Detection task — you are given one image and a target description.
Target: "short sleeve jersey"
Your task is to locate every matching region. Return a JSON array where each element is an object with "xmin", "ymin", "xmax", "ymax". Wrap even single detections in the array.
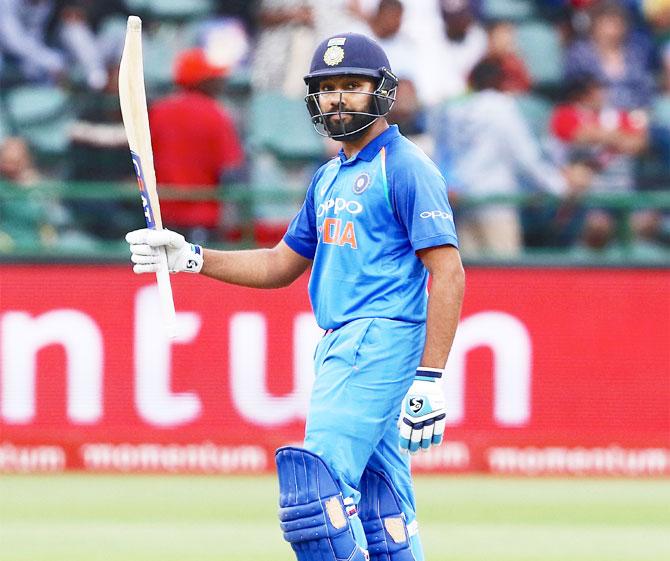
[{"xmin": 284, "ymin": 125, "xmax": 458, "ymax": 330}]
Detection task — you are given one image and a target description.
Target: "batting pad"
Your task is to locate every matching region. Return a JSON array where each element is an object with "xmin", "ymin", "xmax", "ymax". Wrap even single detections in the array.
[
  {"xmin": 276, "ymin": 447, "xmax": 368, "ymax": 561},
  {"xmin": 358, "ymin": 469, "xmax": 415, "ymax": 561}
]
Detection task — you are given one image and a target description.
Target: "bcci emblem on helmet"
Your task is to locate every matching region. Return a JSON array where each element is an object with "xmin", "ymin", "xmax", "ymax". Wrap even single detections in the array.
[{"xmin": 323, "ymin": 45, "xmax": 345, "ymax": 66}]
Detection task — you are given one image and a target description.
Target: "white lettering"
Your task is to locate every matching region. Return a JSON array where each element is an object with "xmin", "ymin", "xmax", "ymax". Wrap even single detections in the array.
[
  {"xmin": 410, "ymin": 441, "xmax": 470, "ymax": 470},
  {"xmin": 81, "ymin": 442, "xmax": 267, "ymax": 473},
  {"xmin": 134, "ymin": 286, "xmax": 202, "ymax": 426},
  {"xmin": 0, "ymin": 443, "xmax": 66, "ymax": 472},
  {"xmin": 419, "ymin": 210, "xmax": 453, "ymax": 220},
  {"xmin": 443, "ymin": 311, "xmax": 532, "ymax": 426},
  {"xmin": 317, "ymin": 197, "xmax": 363, "ymax": 217},
  {"xmin": 230, "ymin": 312, "xmax": 320, "ymax": 425},
  {"xmin": 488, "ymin": 446, "xmax": 670, "ymax": 476},
  {"xmin": 1, "ymin": 310, "xmax": 103, "ymax": 424}
]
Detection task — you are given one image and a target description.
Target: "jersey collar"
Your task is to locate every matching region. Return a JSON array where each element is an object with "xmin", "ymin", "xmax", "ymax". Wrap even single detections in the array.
[{"xmin": 338, "ymin": 125, "xmax": 400, "ymax": 164}]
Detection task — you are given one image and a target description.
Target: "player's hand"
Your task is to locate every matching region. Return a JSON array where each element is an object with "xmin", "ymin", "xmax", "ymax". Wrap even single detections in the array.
[
  {"xmin": 398, "ymin": 367, "xmax": 446, "ymax": 454},
  {"xmin": 125, "ymin": 228, "xmax": 203, "ymax": 274}
]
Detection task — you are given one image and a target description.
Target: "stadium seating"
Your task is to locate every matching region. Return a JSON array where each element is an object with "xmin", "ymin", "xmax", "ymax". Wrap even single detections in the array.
[
  {"xmin": 248, "ymin": 92, "xmax": 325, "ymax": 161},
  {"xmin": 144, "ymin": 0, "xmax": 214, "ymax": 21},
  {"xmin": 652, "ymin": 96, "xmax": 670, "ymax": 129},
  {"xmin": 140, "ymin": 23, "xmax": 196, "ymax": 93},
  {"xmin": 516, "ymin": 20, "xmax": 563, "ymax": 89},
  {"xmin": 481, "ymin": 0, "xmax": 538, "ymax": 21},
  {"xmin": 126, "ymin": 0, "xmax": 212, "ymax": 18},
  {"xmin": 4, "ymin": 85, "xmax": 73, "ymax": 158}
]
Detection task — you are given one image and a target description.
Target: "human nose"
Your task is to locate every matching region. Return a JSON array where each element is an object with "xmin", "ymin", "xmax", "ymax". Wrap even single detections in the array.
[{"xmin": 321, "ymin": 91, "xmax": 343, "ymax": 110}]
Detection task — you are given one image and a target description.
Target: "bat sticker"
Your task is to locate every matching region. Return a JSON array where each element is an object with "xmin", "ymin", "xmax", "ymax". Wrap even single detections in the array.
[{"xmin": 131, "ymin": 150, "xmax": 156, "ymax": 229}]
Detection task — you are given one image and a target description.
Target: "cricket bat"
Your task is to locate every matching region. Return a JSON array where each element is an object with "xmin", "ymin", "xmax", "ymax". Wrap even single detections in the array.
[{"xmin": 119, "ymin": 15, "xmax": 178, "ymax": 339}]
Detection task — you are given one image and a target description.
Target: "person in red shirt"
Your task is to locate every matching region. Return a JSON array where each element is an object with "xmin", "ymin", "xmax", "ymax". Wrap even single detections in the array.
[
  {"xmin": 551, "ymin": 73, "xmax": 647, "ymax": 172},
  {"xmin": 549, "ymin": 72, "xmax": 648, "ymax": 250},
  {"xmin": 149, "ymin": 48, "xmax": 244, "ymax": 244}
]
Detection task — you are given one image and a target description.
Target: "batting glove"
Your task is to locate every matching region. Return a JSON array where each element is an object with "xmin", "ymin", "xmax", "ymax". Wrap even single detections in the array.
[
  {"xmin": 126, "ymin": 228, "xmax": 203, "ymax": 274},
  {"xmin": 399, "ymin": 367, "xmax": 446, "ymax": 454}
]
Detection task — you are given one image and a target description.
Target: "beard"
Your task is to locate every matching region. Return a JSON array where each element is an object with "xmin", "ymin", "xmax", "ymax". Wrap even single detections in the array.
[{"xmin": 323, "ymin": 98, "xmax": 377, "ymax": 140}]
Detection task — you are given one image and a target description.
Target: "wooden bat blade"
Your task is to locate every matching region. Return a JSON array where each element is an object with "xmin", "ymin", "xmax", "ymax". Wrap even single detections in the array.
[{"xmin": 119, "ymin": 15, "xmax": 177, "ymax": 338}]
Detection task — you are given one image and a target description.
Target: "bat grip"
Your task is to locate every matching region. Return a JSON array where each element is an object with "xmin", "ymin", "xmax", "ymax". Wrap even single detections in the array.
[{"xmin": 156, "ymin": 246, "xmax": 178, "ymax": 339}]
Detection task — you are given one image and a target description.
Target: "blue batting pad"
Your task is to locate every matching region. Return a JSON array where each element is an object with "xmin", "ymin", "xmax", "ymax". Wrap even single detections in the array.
[
  {"xmin": 276, "ymin": 447, "xmax": 367, "ymax": 561},
  {"xmin": 358, "ymin": 468, "xmax": 415, "ymax": 561}
]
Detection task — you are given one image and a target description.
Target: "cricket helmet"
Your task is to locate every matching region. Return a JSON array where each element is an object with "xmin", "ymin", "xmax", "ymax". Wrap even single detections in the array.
[{"xmin": 304, "ymin": 33, "xmax": 398, "ymax": 140}]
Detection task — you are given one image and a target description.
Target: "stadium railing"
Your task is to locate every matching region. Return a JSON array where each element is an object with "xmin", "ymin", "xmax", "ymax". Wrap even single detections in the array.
[{"xmin": 0, "ymin": 180, "xmax": 669, "ymax": 266}]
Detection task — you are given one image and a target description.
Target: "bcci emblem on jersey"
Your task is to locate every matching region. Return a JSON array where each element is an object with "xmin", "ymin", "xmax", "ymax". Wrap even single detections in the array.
[{"xmin": 352, "ymin": 173, "xmax": 370, "ymax": 195}]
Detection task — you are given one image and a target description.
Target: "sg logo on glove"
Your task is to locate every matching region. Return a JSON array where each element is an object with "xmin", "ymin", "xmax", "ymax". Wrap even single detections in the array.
[
  {"xmin": 409, "ymin": 397, "xmax": 424, "ymax": 414},
  {"xmin": 399, "ymin": 367, "xmax": 447, "ymax": 454}
]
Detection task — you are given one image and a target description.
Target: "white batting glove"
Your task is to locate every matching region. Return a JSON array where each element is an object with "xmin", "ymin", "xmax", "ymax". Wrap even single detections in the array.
[
  {"xmin": 399, "ymin": 367, "xmax": 446, "ymax": 454},
  {"xmin": 125, "ymin": 228, "xmax": 203, "ymax": 274}
]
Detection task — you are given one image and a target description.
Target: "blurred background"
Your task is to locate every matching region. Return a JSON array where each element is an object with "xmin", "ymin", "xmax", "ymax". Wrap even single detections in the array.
[{"xmin": 0, "ymin": 1, "xmax": 668, "ymax": 560}]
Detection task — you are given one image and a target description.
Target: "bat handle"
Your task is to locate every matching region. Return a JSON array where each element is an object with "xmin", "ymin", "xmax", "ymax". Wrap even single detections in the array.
[{"xmin": 156, "ymin": 246, "xmax": 178, "ymax": 339}]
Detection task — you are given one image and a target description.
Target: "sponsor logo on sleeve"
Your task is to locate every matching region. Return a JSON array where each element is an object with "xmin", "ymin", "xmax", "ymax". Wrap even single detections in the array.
[{"xmin": 420, "ymin": 210, "xmax": 453, "ymax": 221}]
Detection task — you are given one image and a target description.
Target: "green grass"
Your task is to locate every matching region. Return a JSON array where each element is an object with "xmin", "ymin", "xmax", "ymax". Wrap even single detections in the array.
[{"xmin": 1, "ymin": 475, "xmax": 669, "ymax": 561}]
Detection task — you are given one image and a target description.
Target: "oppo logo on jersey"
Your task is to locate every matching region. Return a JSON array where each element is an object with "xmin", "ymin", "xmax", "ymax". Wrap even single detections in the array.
[
  {"xmin": 420, "ymin": 210, "xmax": 453, "ymax": 220},
  {"xmin": 316, "ymin": 197, "xmax": 364, "ymax": 217}
]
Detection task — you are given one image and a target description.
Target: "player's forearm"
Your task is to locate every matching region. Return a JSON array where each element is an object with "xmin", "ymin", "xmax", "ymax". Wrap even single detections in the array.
[
  {"xmin": 200, "ymin": 246, "xmax": 307, "ymax": 289},
  {"xmin": 420, "ymin": 263, "xmax": 465, "ymax": 369}
]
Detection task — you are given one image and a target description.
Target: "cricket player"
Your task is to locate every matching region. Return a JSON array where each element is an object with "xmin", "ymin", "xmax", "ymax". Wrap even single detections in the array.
[{"xmin": 126, "ymin": 33, "xmax": 464, "ymax": 561}]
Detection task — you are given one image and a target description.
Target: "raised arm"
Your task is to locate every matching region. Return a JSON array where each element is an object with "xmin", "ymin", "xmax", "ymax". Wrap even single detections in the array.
[
  {"xmin": 126, "ymin": 229, "xmax": 311, "ymax": 289},
  {"xmin": 201, "ymin": 241, "xmax": 311, "ymax": 288}
]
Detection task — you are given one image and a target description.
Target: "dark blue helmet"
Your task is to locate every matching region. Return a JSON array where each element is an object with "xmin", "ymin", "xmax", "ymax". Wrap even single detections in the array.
[{"xmin": 304, "ymin": 33, "xmax": 398, "ymax": 140}]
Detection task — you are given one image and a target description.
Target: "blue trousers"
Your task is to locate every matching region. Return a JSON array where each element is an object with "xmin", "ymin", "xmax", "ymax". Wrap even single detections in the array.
[{"xmin": 303, "ymin": 318, "xmax": 425, "ymax": 561}]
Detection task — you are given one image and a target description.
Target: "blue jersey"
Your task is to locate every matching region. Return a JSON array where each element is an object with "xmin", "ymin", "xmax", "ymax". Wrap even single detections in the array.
[{"xmin": 284, "ymin": 125, "xmax": 458, "ymax": 330}]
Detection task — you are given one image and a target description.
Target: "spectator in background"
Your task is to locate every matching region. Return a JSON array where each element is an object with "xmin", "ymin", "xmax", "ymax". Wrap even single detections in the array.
[
  {"xmin": 433, "ymin": 57, "xmax": 588, "ymax": 257},
  {"xmin": 0, "ymin": 0, "xmax": 65, "ymax": 84},
  {"xmin": 360, "ymin": 0, "xmax": 418, "ymax": 81},
  {"xmin": 212, "ymin": 0, "xmax": 260, "ymax": 34},
  {"xmin": 56, "ymin": 0, "xmax": 128, "ymax": 90},
  {"xmin": 486, "ymin": 19, "xmax": 532, "ymax": 93},
  {"xmin": 643, "ymin": 0, "xmax": 670, "ymax": 51},
  {"xmin": 410, "ymin": 0, "xmax": 488, "ymax": 107},
  {"xmin": 251, "ymin": 0, "xmax": 315, "ymax": 97},
  {"xmin": 0, "ymin": 0, "xmax": 127, "ymax": 89},
  {"xmin": 68, "ymin": 63, "xmax": 132, "ymax": 181},
  {"xmin": 564, "ymin": 1, "xmax": 655, "ymax": 109},
  {"xmin": 66, "ymin": 62, "xmax": 143, "ymax": 241},
  {"xmin": 150, "ymin": 48, "xmax": 245, "ymax": 245},
  {"xmin": 549, "ymin": 72, "xmax": 649, "ymax": 251},
  {"xmin": 310, "ymin": 0, "xmax": 369, "ymax": 44},
  {"xmin": 550, "ymin": 73, "xmax": 648, "ymax": 192},
  {"xmin": 0, "ymin": 137, "xmax": 58, "ymax": 250},
  {"xmin": 350, "ymin": 0, "xmax": 427, "ymax": 143},
  {"xmin": 0, "ymin": 137, "xmax": 40, "ymax": 185}
]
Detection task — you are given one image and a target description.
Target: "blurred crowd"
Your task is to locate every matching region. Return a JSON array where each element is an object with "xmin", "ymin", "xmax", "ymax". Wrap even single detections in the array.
[{"xmin": 1, "ymin": 0, "xmax": 669, "ymax": 259}]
